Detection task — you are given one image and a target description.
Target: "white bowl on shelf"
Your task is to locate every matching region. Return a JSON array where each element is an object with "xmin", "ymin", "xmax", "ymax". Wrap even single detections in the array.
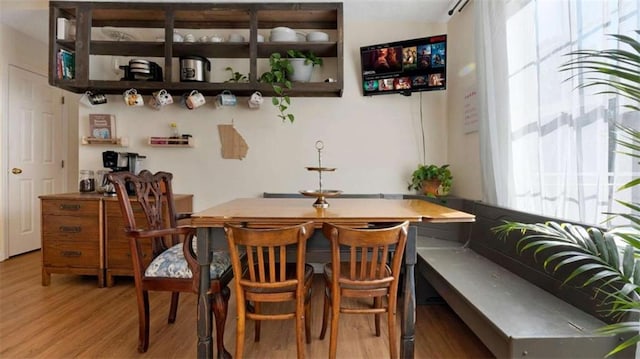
[
  {"xmin": 270, "ymin": 26, "xmax": 297, "ymax": 42},
  {"xmin": 228, "ymin": 33, "xmax": 245, "ymax": 42},
  {"xmin": 307, "ymin": 31, "xmax": 329, "ymax": 42}
]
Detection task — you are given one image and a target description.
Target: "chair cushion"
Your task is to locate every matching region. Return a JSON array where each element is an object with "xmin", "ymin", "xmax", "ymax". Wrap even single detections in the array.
[{"xmin": 145, "ymin": 243, "xmax": 231, "ymax": 279}]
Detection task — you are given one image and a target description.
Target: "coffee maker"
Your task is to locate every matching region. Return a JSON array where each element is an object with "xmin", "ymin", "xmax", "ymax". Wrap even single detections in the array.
[{"xmin": 101, "ymin": 151, "xmax": 147, "ymax": 195}]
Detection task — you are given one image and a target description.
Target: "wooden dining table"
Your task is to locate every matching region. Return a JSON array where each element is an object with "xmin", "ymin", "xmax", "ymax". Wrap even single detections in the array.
[{"xmin": 190, "ymin": 197, "xmax": 475, "ymax": 359}]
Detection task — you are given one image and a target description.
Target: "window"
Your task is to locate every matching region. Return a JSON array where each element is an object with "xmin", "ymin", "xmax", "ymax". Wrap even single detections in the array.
[{"xmin": 477, "ymin": 0, "xmax": 640, "ymax": 227}]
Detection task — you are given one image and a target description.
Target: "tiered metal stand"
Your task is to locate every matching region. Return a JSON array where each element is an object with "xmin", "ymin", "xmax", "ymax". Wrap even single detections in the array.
[{"xmin": 299, "ymin": 141, "xmax": 342, "ymax": 208}]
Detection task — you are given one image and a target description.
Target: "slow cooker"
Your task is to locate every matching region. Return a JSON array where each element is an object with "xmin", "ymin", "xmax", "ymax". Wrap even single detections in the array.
[{"xmin": 180, "ymin": 56, "xmax": 210, "ymax": 82}]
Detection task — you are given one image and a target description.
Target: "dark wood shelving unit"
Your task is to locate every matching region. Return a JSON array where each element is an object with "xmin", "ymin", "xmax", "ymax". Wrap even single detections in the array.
[{"xmin": 49, "ymin": 1, "xmax": 344, "ymax": 98}]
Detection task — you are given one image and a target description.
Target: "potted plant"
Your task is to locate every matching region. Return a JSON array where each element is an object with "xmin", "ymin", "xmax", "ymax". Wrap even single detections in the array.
[
  {"xmin": 286, "ymin": 50, "xmax": 323, "ymax": 83},
  {"xmin": 495, "ymin": 32, "xmax": 640, "ymax": 357},
  {"xmin": 260, "ymin": 53, "xmax": 294, "ymax": 123},
  {"xmin": 224, "ymin": 67, "xmax": 248, "ymax": 83},
  {"xmin": 407, "ymin": 164, "xmax": 452, "ymax": 197}
]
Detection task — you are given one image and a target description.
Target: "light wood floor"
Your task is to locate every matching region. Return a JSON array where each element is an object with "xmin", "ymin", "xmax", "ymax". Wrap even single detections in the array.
[{"xmin": 0, "ymin": 251, "xmax": 493, "ymax": 358}]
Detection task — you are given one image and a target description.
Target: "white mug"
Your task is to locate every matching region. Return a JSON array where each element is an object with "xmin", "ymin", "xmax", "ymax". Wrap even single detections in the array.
[
  {"xmin": 123, "ymin": 88, "xmax": 144, "ymax": 107},
  {"xmin": 186, "ymin": 90, "xmax": 206, "ymax": 109},
  {"xmin": 153, "ymin": 89, "xmax": 173, "ymax": 106},
  {"xmin": 248, "ymin": 91, "xmax": 263, "ymax": 109}
]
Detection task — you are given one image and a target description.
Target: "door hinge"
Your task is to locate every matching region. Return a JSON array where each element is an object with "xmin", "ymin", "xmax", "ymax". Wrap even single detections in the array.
[
  {"xmin": 61, "ymin": 96, "xmax": 65, "ymax": 105},
  {"xmin": 61, "ymin": 160, "xmax": 65, "ymax": 169}
]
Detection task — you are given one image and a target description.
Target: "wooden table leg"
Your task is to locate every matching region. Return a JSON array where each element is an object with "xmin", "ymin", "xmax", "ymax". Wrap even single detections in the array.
[
  {"xmin": 197, "ymin": 227, "xmax": 213, "ymax": 359},
  {"xmin": 401, "ymin": 225, "xmax": 417, "ymax": 359}
]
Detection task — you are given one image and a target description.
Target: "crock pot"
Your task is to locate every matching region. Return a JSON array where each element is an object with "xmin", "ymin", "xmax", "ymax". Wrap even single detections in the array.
[{"xmin": 180, "ymin": 56, "xmax": 210, "ymax": 82}]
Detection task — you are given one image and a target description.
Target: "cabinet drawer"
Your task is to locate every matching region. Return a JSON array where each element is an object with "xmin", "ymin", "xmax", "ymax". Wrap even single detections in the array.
[
  {"xmin": 107, "ymin": 240, "xmax": 153, "ymax": 270},
  {"xmin": 105, "ymin": 201, "xmax": 149, "ymax": 218},
  {"xmin": 42, "ymin": 199, "xmax": 100, "ymax": 216},
  {"xmin": 42, "ymin": 215, "xmax": 100, "ymax": 242},
  {"xmin": 43, "ymin": 240, "xmax": 99, "ymax": 268}
]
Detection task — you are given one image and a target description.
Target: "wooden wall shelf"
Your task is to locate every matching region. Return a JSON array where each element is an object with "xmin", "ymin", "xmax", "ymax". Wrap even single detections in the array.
[
  {"xmin": 81, "ymin": 136, "xmax": 128, "ymax": 147},
  {"xmin": 49, "ymin": 2, "xmax": 344, "ymax": 98},
  {"xmin": 148, "ymin": 136, "xmax": 194, "ymax": 147}
]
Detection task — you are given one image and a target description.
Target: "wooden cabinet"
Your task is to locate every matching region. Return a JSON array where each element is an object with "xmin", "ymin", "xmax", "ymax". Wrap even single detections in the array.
[
  {"xmin": 40, "ymin": 193, "xmax": 193, "ymax": 287},
  {"xmin": 41, "ymin": 195, "xmax": 104, "ymax": 287},
  {"xmin": 49, "ymin": 1, "xmax": 343, "ymax": 97}
]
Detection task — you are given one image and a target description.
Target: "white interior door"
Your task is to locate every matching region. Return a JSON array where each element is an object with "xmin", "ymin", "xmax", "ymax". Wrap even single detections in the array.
[{"xmin": 8, "ymin": 65, "xmax": 64, "ymax": 256}]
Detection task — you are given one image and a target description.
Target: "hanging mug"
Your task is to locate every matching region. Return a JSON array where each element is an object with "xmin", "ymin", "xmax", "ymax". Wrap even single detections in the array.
[
  {"xmin": 80, "ymin": 91, "xmax": 107, "ymax": 107},
  {"xmin": 123, "ymin": 88, "xmax": 144, "ymax": 107},
  {"xmin": 185, "ymin": 90, "xmax": 206, "ymax": 110},
  {"xmin": 148, "ymin": 97, "xmax": 161, "ymax": 111},
  {"xmin": 149, "ymin": 89, "xmax": 173, "ymax": 110},
  {"xmin": 217, "ymin": 90, "xmax": 237, "ymax": 107},
  {"xmin": 248, "ymin": 91, "xmax": 263, "ymax": 109}
]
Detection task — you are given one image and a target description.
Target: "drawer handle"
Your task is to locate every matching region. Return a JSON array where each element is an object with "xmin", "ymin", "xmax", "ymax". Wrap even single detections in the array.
[
  {"xmin": 61, "ymin": 250, "xmax": 81, "ymax": 257},
  {"xmin": 59, "ymin": 226, "xmax": 81, "ymax": 233},
  {"xmin": 59, "ymin": 204, "xmax": 81, "ymax": 211}
]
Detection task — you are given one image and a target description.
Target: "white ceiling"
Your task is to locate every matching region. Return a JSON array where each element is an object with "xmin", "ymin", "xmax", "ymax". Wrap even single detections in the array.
[{"xmin": 0, "ymin": 0, "xmax": 456, "ymax": 44}]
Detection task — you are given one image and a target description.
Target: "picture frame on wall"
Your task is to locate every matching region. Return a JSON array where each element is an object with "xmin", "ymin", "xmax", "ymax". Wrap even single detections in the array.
[{"xmin": 88, "ymin": 114, "xmax": 116, "ymax": 140}]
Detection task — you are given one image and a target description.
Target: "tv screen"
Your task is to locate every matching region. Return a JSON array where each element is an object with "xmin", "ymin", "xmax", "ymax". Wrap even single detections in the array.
[{"xmin": 360, "ymin": 34, "xmax": 446, "ymax": 96}]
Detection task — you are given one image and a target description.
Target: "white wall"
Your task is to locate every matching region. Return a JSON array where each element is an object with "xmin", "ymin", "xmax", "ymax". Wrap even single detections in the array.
[
  {"xmin": 79, "ymin": 18, "xmax": 448, "ymax": 211},
  {"xmin": 445, "ymin": 1, "xmax": 482, "ymax": 200}
]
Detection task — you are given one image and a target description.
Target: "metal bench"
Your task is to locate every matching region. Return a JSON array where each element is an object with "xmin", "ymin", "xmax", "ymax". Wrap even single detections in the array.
[{"xmin": 414, "ymin": 199, "xmax": 636, "ymax": 358}]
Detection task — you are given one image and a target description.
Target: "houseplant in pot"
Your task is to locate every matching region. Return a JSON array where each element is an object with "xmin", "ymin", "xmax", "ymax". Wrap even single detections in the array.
[
  {"xmin": 260, "ymin": 53, "xmax": 294, "ymax": 123},
  {"xmin": 494, "ymin": 32, "xmax": 640, "ymax": 356},
  {"xmin": 286, "ymin": 50, "xmax": 323, "ymax": 82},
  {"xmin": 408, "ymin": 164, "xmax": 452, "ymax": 197}
]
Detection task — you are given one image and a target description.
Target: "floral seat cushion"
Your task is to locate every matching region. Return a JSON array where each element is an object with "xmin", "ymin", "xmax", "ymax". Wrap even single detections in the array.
[{"xmin": 145, "ymin": 242, "xmax": 231, "ymax": 279}]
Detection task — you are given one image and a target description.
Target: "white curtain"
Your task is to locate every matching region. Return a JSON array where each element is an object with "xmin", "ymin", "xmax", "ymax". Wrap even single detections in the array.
[{"xmin": 475, "ymin": 0, "xmax": 640, "ymax": 226}]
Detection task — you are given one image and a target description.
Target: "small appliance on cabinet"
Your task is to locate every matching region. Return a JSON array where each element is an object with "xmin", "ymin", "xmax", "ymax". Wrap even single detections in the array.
[{"xmin": 101, "ymin": 151, "xmax": 146, "ymax": 195}]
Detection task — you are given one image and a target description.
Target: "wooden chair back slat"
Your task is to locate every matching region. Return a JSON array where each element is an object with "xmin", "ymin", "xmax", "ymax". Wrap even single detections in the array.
[
  {"xmin": 320, "ymin": 221, "xmax": 410, "ymax": 359},
  {"xmin": 322, "ymin": 222, "xmax": 409, "ymax": 283},
  {"xmin": 224, "ymin": 221, "xmax": 315, "ymax": 359}
]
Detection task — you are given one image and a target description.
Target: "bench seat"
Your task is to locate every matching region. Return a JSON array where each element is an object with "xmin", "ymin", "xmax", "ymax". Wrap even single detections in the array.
[{"xmin": 418, "ymin": 247, "xmax": 621, "ymax": 358}]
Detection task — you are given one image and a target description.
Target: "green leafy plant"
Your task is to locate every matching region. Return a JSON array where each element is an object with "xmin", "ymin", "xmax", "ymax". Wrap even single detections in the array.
[
  {"xmin": 495, "ymin": 31, "xmax": 640, "ymax": 357},
  {"xmin": 286, "ymin": 49, "xmax": 323, "ymax": 66},
  {"xmin": 260, "ymin": 53, "xmax": 294, "ymax": 123},
  {"xmin": 407, "ymin": 164, "xmax": 452, "ymax": 197},
  {"xmin": 224, "ymin": 67, "xmax": 248, "ymax": 83}
]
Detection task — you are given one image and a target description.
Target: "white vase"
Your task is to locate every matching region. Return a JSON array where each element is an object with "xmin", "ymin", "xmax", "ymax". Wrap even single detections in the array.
[{"xmin": 288, "ymin": 58, "xmax": 314, "ymax": 82}]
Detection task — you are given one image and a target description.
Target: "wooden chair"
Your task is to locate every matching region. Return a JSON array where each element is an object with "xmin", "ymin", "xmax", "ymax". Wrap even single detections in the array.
[
  {"xmin": 319, "ymin": 221, "xmax": 409, "ymax": 359},
  {"xmin": 224, "ymin": 222, "xmax": 315, "ymax": 359},
  {"xmin": 107, "ymin": 170, "xmax": 234, "ymax": 357}
]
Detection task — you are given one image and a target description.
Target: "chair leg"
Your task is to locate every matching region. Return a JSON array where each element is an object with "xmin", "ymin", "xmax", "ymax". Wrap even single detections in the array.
[
  {"xmin": 374, "ymin": 296, "xmax": 381, "ymax": 337},
  {"xmin": 296, "ymin": 290, "xmax": 306, "ymax": 359},
  {"xmin": 168, "ymin": 292, "xmax": 180, "ymax": 323},
  {"xmin": 235, "ymin": 290, "xmax": 246, "ymax": 359},
  {"xmin": 328, "ymin": 293, "xmax": 340, "ymax": 359},
  {"xmin": 304, "ymin": 288, "xmax": 311, "ymax": 344},
  {"xmin": 319, "ymin": 287, "xmax": 330, "ymax": 340},
  {"xmin": 388, "ymin": 293, "xmax": 398, "ymax": 359},
  {"xmin": 136, "ymin": 289, "xmax": 150, "ymax": 353},
  {"xmin": 212, "ymin": 286, "xmax": 232, "ymax": 359},
  {"xmin": 253, "ymin": 301, "xmax": 261, "ymax": 342}
]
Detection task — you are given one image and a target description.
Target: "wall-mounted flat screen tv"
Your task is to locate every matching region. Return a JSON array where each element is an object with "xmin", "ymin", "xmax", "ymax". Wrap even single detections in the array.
[{"xmin": 360, "ymin": 34, "xmax": 446, "ymax": 96}]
